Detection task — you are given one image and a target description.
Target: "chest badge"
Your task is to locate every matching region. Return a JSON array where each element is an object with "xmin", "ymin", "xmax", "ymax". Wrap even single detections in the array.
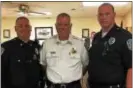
[
  {"xmin": 108, "ymin": 37, "xmax": 115, "ymax": 45},
  {"xmin": 35, "ymin": 48, "xmax": 39, "ymax": 55},
  {"xmin": 33, "ymin": 54, "xmax": 37, "ymax": 60},
  {"xmin": 69, "ymin": 47, "xmax": 77, "ymax": 55}
]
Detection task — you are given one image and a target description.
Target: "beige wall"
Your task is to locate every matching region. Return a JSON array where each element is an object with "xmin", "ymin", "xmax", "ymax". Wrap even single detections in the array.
[
  {"xmin": 123, "ymin": 10, "xmax": 132, "ymax": 27},
  {"xmin": 1, "ymin": 16, "xmax": 123, "ymax": 43}
]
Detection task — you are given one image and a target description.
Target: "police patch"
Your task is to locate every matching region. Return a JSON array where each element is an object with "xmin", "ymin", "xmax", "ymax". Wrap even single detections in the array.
[
  {"xmin": 35, "ymin": 48, "xmax": 39, "ymax": 55},
  {"xmin": 1, "ymin": 47, "xmax": 5, "ymax": 55},
  {"xmin": 108, "ymin": 37, "xmax": 115, "ymax": 45},
  {"xmin": 126, "ymin": 39, "xmax": 132, "ymax": 51}
]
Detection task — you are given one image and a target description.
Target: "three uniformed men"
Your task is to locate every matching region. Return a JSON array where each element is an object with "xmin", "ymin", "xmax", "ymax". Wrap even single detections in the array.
[
  {"xmin": 1, "ymin": 17, "xmax": 44, "ymax": 88},
  {"xmin": 40, "ymin": 13, "xmax": 89, "ymax": 88},
  {"xmin": 86, "ymin": 3, "xmax": 132, "ymax": 88}
]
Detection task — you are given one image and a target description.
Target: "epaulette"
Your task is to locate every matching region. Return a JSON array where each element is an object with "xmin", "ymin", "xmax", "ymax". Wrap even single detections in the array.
[
  {"xmin": 119, "ymin": 27, "xmax": 132, "ymax": 37},
  {"xmin": 1, "ymin": 38, "xmax": 15, "ymax": 47},
  {"xmin": 73, "ymin": 35, "xmax": 83, "ymax": 41}
]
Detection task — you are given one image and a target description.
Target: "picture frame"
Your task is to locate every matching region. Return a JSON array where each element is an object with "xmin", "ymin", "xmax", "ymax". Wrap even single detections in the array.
[
  {"xmin": 3, "ymin": 29, "xmax": 10, "ymax": 38},
  {"xmin": 82, "ymin": 28, "xmax": 89, "ymax": 38},
  {"xmin": 35, "ymin": 27, "xmax": 53, "ymax": 40}
]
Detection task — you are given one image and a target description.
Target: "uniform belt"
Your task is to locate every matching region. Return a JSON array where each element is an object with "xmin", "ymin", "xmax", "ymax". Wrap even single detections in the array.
[
  {"xmin": 89, "ymin": 83, "xmax": 124, "ymax": 88},
  {"xmin": 47, "ymin": 80, "xmax": 80, "ymax": 88}
]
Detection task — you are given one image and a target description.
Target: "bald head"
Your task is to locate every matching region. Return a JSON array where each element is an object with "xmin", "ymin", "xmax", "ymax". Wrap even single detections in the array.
[
  {"xmin": 15, "ymin": 16, "xmax": 29, "ymax": 25},
  {"xmin": 97, "ymin": 3, "xmax": 116, "ymax": 30},
  {"xmin": 15, "ymin": 16, "xmax": 31, "ymax": 42},
  {"xmin": 98, "ymin": 3, "xmax": 115, "ymax": 13},
  {"xmin": 55, "ymin": 13, "xmax": 72, "ymax": 40},
  {"xmin": 56, "ymin": 13, "xmax": 71, "ymax": 22}
]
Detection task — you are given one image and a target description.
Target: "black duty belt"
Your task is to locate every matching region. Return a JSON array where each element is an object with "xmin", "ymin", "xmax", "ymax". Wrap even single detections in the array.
[
  {"xmin": 47, "ymin": 80, "xmax": 80, "ymax": 88},
  {"xmin": 89, "ymin": 83, "xmax": 125, "ymax": 88}
]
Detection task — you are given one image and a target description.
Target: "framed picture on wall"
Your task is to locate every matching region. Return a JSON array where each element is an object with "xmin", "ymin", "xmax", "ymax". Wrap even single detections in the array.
[
  {"xmin": 35, "ymin": 27, "xmax": 53, "ymax": 40},
  {"xmin": 82, "ymin": 28, "xmax": 89, "ymax": 38},
  {"xmin": 3, "ymin": 29, "xmax": 10, "ymax": 38}
]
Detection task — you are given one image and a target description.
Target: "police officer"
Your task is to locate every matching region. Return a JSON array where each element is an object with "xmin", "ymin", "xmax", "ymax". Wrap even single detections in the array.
[
  {"xmin": 86, "ymin": 3, "xmax": 132, "ymax": 88},
  {"xmin": 1, "ymin": 17, "xmax": 44, "ymax": 88},
  {"xmin": 40, "ymin": 13, "xmax": 89, "ymax": 88}
]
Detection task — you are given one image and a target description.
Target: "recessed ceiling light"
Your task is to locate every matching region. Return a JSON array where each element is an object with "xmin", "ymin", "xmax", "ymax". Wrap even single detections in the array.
[{"xmin": 82, "ymin": 2, "xmax": 129, "ymax": 6}]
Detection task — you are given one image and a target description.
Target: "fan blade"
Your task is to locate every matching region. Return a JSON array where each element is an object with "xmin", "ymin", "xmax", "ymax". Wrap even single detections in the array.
[{"xmin": 29, "ymin": 11, "xmax": 46, "ymax": 15}]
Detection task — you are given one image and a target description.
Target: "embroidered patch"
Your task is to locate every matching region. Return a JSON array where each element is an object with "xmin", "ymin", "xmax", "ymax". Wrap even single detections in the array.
[
  {"xmin": 108, "ymin": 37, "xmax": 115, "ymax": 45},
  {"xmin": 126, "ymin": 39, "xmax": 132, "ymax": 51},
  {"xmin": 35, "ymin": 48, "xmax": 39, "ymax": 55}
]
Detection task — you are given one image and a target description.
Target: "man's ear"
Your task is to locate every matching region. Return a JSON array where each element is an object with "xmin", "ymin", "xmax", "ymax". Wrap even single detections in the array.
[
  {"xmin": 114, "ymin": 12, "xmax": 116, "ymax": 17},
  {"xmin": 70, "ymin": 23, "xmax": 72, "ymax": 28},
  {"xmin": 55, "ymin": 23, "xmax": 57, "ymax": 29},
  {"xmin": 15, "ymin": 26, "xmax": 17, "ymax": 32},
  {"xmin": 29, "ymin": 25, "xmax": 32, "ymax": 31}
]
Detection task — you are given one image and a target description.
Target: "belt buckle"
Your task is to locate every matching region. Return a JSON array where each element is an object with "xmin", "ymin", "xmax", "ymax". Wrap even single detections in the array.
[
  {"xmin": 60, "ymin": 84, "xmax": 66, "ymax": 88},
  {"xmin": 109, "ymin": 84, "xmax": 120, "ymax": 88},
  {"xmin": 109, "ymin": 86, "xmax": 112, "ymax": 88}
]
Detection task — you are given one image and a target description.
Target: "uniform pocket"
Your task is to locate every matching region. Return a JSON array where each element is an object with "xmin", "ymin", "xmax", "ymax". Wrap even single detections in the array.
[
  {"xmin": 46, "ymin": 53, "xmax": 58, "ymax": 67},
  {"xmin": 70, "ymin": 53, "xmax": 80, "ymax": 59},
  {"xmin": 69, "ymin": 53, "xmax": 81, "ymax": 65}
]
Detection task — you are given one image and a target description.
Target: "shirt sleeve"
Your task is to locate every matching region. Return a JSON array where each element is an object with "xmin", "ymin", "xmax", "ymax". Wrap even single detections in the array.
[
  {"xmin": 1, "ymin": 44, "xmax": 9, "ymax": 88},
  {"xmin": 81, "ymin": 41, "xmax": 89, "ymax": 67},
  {"xmin": 121, "ymin": 38, "xmax": 132, "ymax": 69},
  {"xmin": 40, "ymin": 42, "xmax": 47, "ymax": 66}
]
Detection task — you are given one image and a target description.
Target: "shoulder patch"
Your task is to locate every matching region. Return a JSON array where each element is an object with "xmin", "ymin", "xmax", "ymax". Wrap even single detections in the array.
[
  {"xmin": 35, "ymin": 48, "xmax": 39, "ymax": 55},
  {"xmin": 126, "ymin": 39, "xmax": 132, "ymax": 51},
  {"xmin": 1, "ymin": 47, "xmax": 5, "ymax": 55}
]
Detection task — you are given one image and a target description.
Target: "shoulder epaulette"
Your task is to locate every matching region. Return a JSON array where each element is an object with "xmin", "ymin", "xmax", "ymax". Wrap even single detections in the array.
[{"xmin": 73, "ymin": 35, "xmax": 83, "ymax": 41}]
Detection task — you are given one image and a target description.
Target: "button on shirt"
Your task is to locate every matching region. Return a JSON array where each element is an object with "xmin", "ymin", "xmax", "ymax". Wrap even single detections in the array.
[
  {"xmin": 40, "ymin": 35, "xmax": 88, "ymax": 83},
  {"xmin": 88, "ymin": 24, "xmax": 132, "ymax": 84}
]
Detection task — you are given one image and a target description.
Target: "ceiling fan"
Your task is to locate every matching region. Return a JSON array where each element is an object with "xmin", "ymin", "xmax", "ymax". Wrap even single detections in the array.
[
  {"xmin": 2, "ymin": 2, "xmax": 50, "ymax": 16},
  {"xmin": 16, "ymin": 4, "xmax": 47, "ymax": 16}
]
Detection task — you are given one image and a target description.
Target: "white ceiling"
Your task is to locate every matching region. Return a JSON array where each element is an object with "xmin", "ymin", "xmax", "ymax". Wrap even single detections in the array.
[{"xmin": 1, "ymin": 1, "xmax": 132, "ymax": 18}]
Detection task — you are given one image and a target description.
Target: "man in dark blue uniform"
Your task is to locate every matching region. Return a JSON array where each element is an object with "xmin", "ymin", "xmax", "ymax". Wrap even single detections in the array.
[
  {"xmin": 1, "ymin": 17, "xmax": 44, "ymax": 88},
  {"xmin": 86, "ymin": 3, "xmax": 132, "ymax": 88}
]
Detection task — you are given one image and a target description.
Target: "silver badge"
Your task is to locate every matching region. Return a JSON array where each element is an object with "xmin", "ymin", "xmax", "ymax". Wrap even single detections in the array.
[
  {"xmin": 33, "ymin": 54, "xmax": 37, "ymax": 60},
  {"xmin": 35, "ymin": 48, "xmax": 39, "ymax": 55},
  {"xmin": 126, "ymin": 39, "xmax": 132, "ymax": 51},
  {"xmin": 108, "ymin": 37, "xmax": 115, "ymax": 45},
  {"xmin": 17, "ymin": 59, "xmax": 21, "ymax": 62},
  {"xmin": 1, "ymin": 47, "xmax": 5, "ymax": 55}
]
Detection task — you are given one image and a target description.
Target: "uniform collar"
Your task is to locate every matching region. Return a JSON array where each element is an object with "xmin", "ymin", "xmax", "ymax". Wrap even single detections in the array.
[
  {"xmin": 55, "ymin": 34, "xmax": 73, "ymax": 45},
  {"xmin": 15, "ymin": 37, "xmax": 33, "ymax": 46},
  {"xmin": 99, "ymin": 24, "xmax": 120, "ymax": 38}
]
